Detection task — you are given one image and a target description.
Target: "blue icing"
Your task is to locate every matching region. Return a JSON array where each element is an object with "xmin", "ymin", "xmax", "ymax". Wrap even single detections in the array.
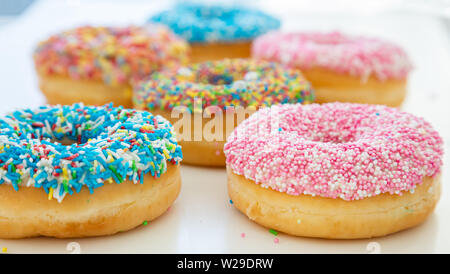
[
  {"xmin": 149, "ymin": 3, "xmax": 280, "ymax": 43},
  {"xmin": 0, "ymin": 103, "xmax": 182, "ymax": 202}
]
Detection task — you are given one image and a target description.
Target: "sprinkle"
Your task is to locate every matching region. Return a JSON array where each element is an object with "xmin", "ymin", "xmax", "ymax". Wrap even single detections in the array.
[
  {"xmin": 241, "ymin": 233, "xmax": 246, "ymax": 238},
  {"xmin": 48, "ymin": 187, "xmax": 53, "ymax": 200},
  {"xmin": 143, "ymin": 221, "xmax": 148, "ymax": 226},
  {"xmin": 269, "ymin": 229, "xmax": 278, "ymax": 236},
  {"xmin": 274, "ymin": 238, "xmax": 279, "ymax": 244},
  {"xmin": 229, "ymin": 199, "xmax": 233, "ymax": 204},
  {"xmin": 2, "ymin": 247, "xmax": 7, "ymax": 253}
]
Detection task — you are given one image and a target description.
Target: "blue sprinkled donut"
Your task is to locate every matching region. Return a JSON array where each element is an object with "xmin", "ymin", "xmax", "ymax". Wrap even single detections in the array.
[
  {"xmin": 0, "ymin": 103, "xmax": 182, "ymax": 202},
  {"xmin": 149, "ymin": 3, "xmax": 281, "ymax": 43}
]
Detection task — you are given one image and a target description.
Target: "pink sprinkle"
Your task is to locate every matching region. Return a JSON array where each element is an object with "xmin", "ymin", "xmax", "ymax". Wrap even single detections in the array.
[
  {"xmin": 274, "ymin": 238, "xmax": 279, "ymax": 244},
  {"xmin": 252, "ymin": 31, "xmax": 413, "ymax": 81},
  {"xmin": 224, "ymin": 103, "xmax": 443, "ymax": 201},
  {"xmin": 215, "ymin": 150, "xmax": 221, "ymax": 156},
  {"xmin": 241, "ymin": 233, "xmax": 246, "ymax": 238}
]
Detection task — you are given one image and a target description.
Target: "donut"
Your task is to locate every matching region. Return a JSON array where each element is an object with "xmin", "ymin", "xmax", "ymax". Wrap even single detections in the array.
[
  {"xmin": 0, "ymin": 103, "xmax": 182, "ymax": 238},
  {"xmin": 149, "ymin": 3, "xmax": 280, "ymax": 62},
  {"xmin": 224, "ymin": 103, "xmax": 443, "ymax": 239},
  {"xmin": 132, "ymin": 59, "xmax": 314, "ymax": 166},
  {"xmin": 34, "ymin": 25, "xmax": 189, "ymax": 108},
  {"xmin": 252, "ymin": 31, "xmax": 413, "ymax": 107}
]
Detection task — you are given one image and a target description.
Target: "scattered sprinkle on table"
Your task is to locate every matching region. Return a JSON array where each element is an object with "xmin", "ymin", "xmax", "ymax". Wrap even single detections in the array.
[{"xmin": 269, "ymin": 229, "xmax": 278, "ymax": 236}]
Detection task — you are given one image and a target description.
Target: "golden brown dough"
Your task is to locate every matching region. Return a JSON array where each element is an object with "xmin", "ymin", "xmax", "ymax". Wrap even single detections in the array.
[
  {"xmin": 0, "ymin": 165, "xmax": 181, "ymax": 239},
  {"xmin": 227, "ymin": 168, "xmax": 440, "ymax": 239}
]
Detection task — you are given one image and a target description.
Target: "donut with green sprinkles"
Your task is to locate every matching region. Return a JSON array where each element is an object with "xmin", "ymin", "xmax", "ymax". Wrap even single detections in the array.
[
  {"xmin": 133, "ymin": 58, "xmax": 315, "ymax": 112},
  {"xmin": 0, "ymin": 103, "xmax": 182, "ymax": 202}
]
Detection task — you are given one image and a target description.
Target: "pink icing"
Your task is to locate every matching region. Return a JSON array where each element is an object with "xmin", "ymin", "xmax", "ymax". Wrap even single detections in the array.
[
  {"xmin": 224, "ymin": 103, "xmax": 443, "ymax": 200},
  {"xmin": 251, "ymin": 31, "xmax": 413, "ymax": 81}
]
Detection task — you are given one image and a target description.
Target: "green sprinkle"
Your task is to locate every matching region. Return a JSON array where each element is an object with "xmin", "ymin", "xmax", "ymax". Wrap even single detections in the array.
[
  {"xmin": 143, "ymin": 221, "xmax": 148, "ymax": 226},
  {"xmin": 72, "ymin": 170, "xmax": 77, "ymax": 179},
  {"xmin": 269, "ymin": 229, "xmax": 278, "ymax": 236},
  {"xmin": 63, "ymin": 179, "xmax": 69, "ymax": 193},
  {"xmin": 132, "ymin": 160, "xmax": 137, "ymax": 172},
  {"xmin": 109, "ymin": 166, "xmax": 123, "ymax": 182}
]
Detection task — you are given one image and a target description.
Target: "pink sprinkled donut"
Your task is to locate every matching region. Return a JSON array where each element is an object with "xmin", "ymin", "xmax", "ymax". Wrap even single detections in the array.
[
  {"xmin": 252, "ymin": 31, "xmax": 413, "ymax": 107},
  {"xmin": 224, "ymin": 103, "xmax": 443, "ymax": 239}
]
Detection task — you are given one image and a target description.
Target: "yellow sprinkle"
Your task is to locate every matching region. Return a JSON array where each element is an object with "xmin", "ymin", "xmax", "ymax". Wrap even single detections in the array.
[
  {"xmin": 163, "ymin": 149, "xmax": 170, "ymax": 159},
  {"xmin": 48, "ymin": 187, "xmax": 53, "ymax": 200},
  {"xmin": 108, "ymin": 178, "xmax": 113, "ymax": 184},
  {"xmin": 2, "ymin": 247, "xmax": 7, "ymax": 253},
  {"xmin": 63, "ymin": 168, "xmax": 68, "ymax": 178}
]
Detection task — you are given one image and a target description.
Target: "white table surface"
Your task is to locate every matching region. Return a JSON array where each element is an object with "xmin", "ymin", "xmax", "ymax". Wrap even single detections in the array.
[{"xmin": 0, "ymin": 0, "xmax": 450, "ymax": 254}]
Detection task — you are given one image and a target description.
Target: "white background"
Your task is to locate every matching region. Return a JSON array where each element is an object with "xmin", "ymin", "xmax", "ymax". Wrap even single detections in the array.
[{"xmin": 0, "ymin": 0, "xmax": 449, "ymax": 253}]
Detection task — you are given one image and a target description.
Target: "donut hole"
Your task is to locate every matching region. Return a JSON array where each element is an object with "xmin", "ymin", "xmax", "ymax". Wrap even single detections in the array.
[
  {"xmin": 277, "ymin": 105, "xmax": 376, "ymax": 144},
  {"xmin": 26, "ymin": 117, "xmax": 107, "ymax": 146},
  {"xmin": 195, "ymin": 67, "xmax": 260, "ymax": 87},
  {"xmin": 294, "ymin": 32, "xmax": 352, "ymax": 47},
  {"xmin": 205, "ymin": 73, "xmax": 236, "ymax": 85}
]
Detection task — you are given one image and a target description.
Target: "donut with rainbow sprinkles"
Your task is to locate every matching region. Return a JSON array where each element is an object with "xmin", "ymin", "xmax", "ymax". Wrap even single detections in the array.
[
  {"xmin": 252, "ymin": 31, "xmax": 413, "ymax": 107},
  {"xmin": 34, "ymin": 25, "xmax": 189, "ymax": 108},
  {"xmin": 224, "ymin": 102, "xmax": 443, "ymax": 239},
  {"xmin": 133, "ymin": 58, "xmax": 314, "ymax": 166},
  {"xmin": 0, "ymin": 103, "xmax": 182, "ymax": 238}
]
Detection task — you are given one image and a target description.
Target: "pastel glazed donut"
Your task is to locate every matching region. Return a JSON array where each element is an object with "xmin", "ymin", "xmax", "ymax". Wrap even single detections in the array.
[
  {"xmin": 149, "ymin": 3, "xmax": 280, "ymax": 62},
  {"xmin": 0, "ymin": 103, "xmax": 182, "ymax": 238},
  {"xmin": 133, "ymin": 59, "xmax": 314, "ymax": 166},
  {"xmin": 34, "ymin": 25, "xmax": 189, "ymax": 108},
  {"xmin": 224, "ymin": 103, "xmax": 443, "ymax": 239},
  {"xmin": 252, "ymin": 32, "xmax": 413, "ymax": 107}
]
